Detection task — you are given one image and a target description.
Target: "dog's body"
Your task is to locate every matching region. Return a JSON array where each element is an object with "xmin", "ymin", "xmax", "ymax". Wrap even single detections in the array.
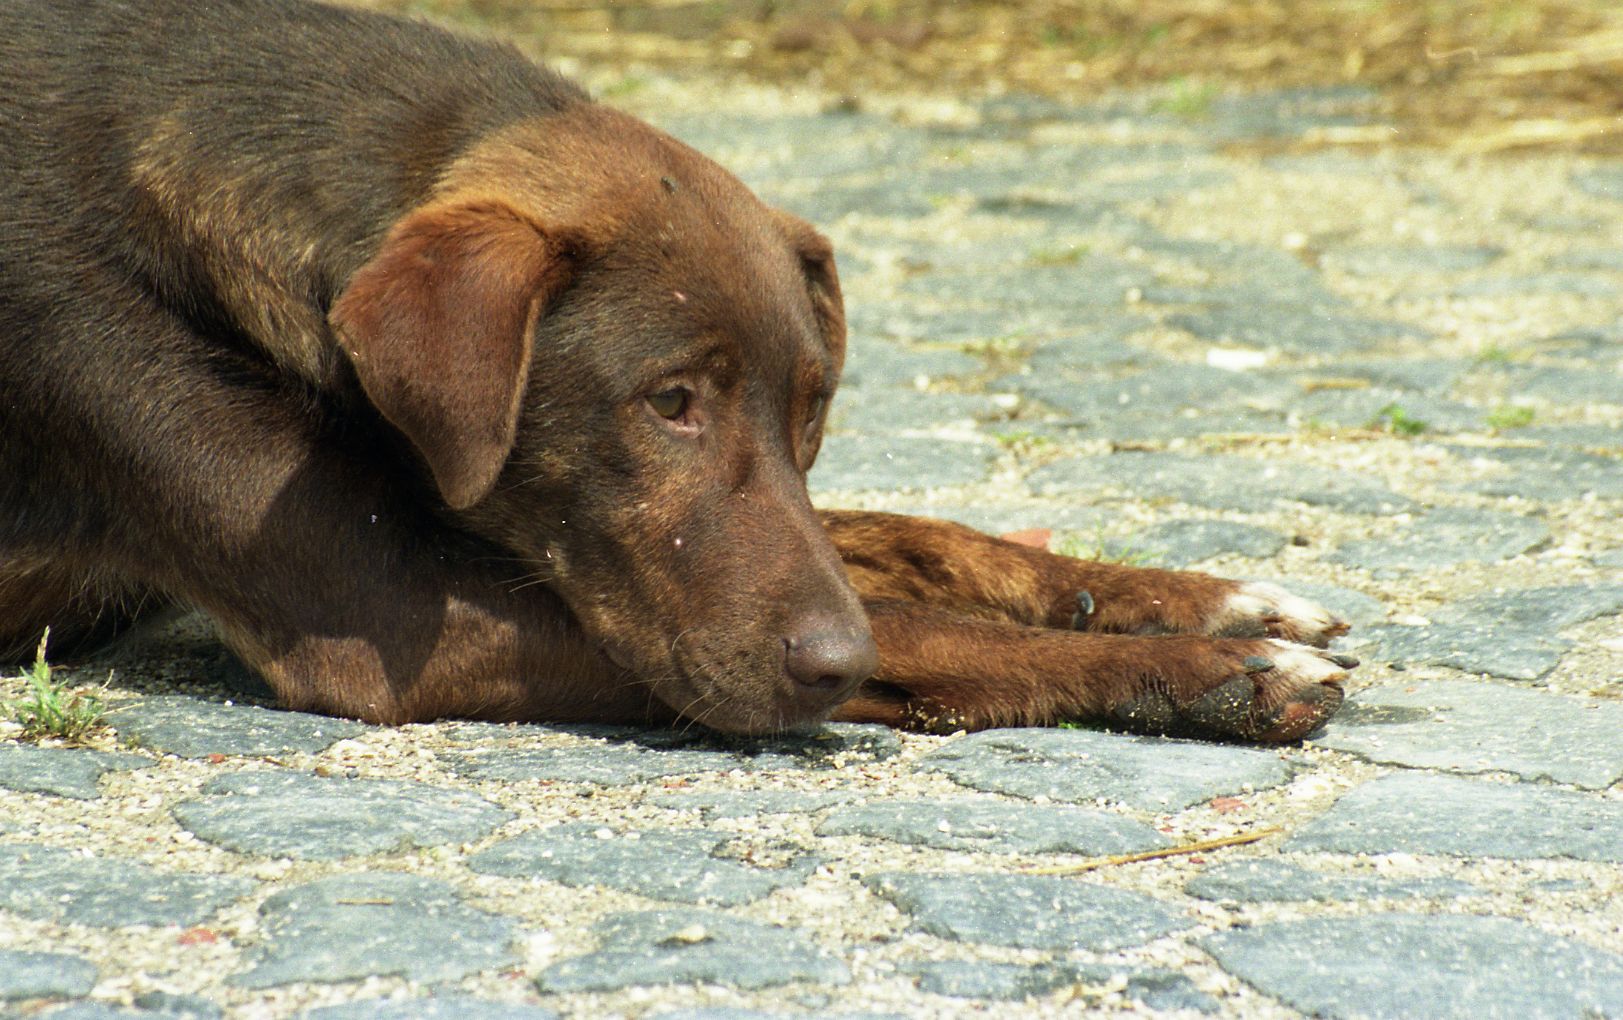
[{"xmin": 0, "ymin": 0, "xmax": 1353, "ymax": 741}]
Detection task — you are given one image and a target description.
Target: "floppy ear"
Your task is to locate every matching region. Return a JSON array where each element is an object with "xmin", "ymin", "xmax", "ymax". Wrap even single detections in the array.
[
  {"xmin": 774, "ymin": 211, "xmax": 846, "ymax": 373},
  {"xmin": 330, "ymin": 199, "xmax": 577, "ymax": 509}
]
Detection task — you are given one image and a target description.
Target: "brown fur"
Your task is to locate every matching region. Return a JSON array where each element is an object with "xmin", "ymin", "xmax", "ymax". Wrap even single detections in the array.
[{"xmin": 0, "ymin": 0, "xmax": 1350, "ymax": 743}]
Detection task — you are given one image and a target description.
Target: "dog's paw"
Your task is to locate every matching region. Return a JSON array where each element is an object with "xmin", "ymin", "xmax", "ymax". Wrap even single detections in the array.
[
  {"xmin": 1206, "ymin": 581, "xmax": 1350, "ymax": 648},
  {"xmin": 1109, "ymin": 638, "xmax": 1355, "ymax": 742}
]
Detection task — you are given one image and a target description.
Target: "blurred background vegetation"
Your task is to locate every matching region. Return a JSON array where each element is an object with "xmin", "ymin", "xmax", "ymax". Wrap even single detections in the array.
[{"xmin": 356, "ymin": 0, "xmax": 1621, "ymax": 151}]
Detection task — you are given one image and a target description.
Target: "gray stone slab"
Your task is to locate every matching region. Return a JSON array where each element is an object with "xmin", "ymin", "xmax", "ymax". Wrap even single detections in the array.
[
  {"xmin": 1447, "ymin": 583, "xmax": 1623, "ymax": 631},
  {"xmin": 233, "ymin": 873, "xmax": 520, "ymax": 989},
  {"xmin": 827, "ymin": 389, "xmax": 1003, "ymax": 435},
  {"xmin": 129, "ymin": 993, "xmax": 222, "ymax": 1019},
  {"xmin": 1495, "ymin": 364, "xmax": 1623, "ymax": 406},
  {"xmin": 1313, "ymin": 680, "xmax": 1623, "ymax": 788},
  {"xmin": 886, "ymin": 502, "xmax": 1112, "ymax": 538},
  {"xmin": 810, "ymin": 435, "xmax": 996, "ymax": 492},
  {"xmin": 1450, "ymin": 272, "xmax": 1617, "ymax": 299},
  {"xmin": 1187, "ymin": 86, "xmax": 1378, "ymax": 142},
  {"xmin": 451, "ymin": 722, "xmax": 901, "ymax": 786},
  {"xmin": 1329, "ymin": 507, "xmax": 1550, "ymax": 573},
  {"xmin": 1204, "ymin": 914, "xmax": 1623, "ymax": 1020},
  {"xmin": 1029, "ymin": 450, "xmax": 1415, "ymax": 515},
  {"xmin": 1295, "ymin": 388, "xmax": 1486, "ymax": 433},
  {"xmin": 921, "ymin": 728, "xmax": 1294, "ymax": 810},
  {"xmin": 1089, "ymin": 168, "xmax": 1236, "ymax": 205},
  {"xmin": 1549, "ymin": 248, "xmax": 1623, "ymax": 272},
  {"xmin": 864, "ymin": 872, "xmax": 1187, "ymax": 950},
  {"xmin": 1015, "ymin": 362, "xmax": 1298, "ymax": 419},
  {"xmin": 648, "ymin": 1010, "xmax": 898, "ymax": 1020},
  {"xmin": 1327, "ymin": 358, "xmax": 1471, "ymax": 394},
  {"xmin": 1503, "ymin": 424, "xmax": 1623, "ymax": 450},
  {"xmin": 846, "ymin": 301, "xmax": 1053, "ymax": 347},
  {"xmin": 302, "ymin": 997, "xmax": 559, "ymax": 1019},
  {"xmin": 771, "ymin": 179, "xmax": 939, "ymax": 222},
  {"xmin": 468, "ymin": 824, "xmax": 817, "ymax": 905},
  {"xmin": 1573, "ymin": 165, "xmax": 1623, "ymax": 201},
  {"xmin": 902, "ymin": 958, "xmax": 1212, "ymax": 1008},
  {"xmin": 840, "ymin": 340, "xmax": 983, "ymax": 390},
  {"xmin": 0, "ymin": 842, "xmax": 255, "ymax": 927},
  {"xmin": 1129, "ymin": 520, "xmax": 1287, "ymax": 566},
  {"xmin": 0, "ymin": 948, "xmax": 98, "ymax": 1001},
  {"xmin": 654, "ymin": 112, "xmax": 927, "ymax": 183},
  {"xmin": 1322, "ymin": 245, "xmax": 1501, "ymax": 275},
  {"xmin": 581, "ymin": 722, "xmax": 904, "ymax": 767},
  {"xmin": 108, "ymin": 695, "xmax": 368, "ymax": 758},
  {"xmin": 448, "ymin": 745, "xmax": 723, "ymax": 785},
  {"xmin": 174, "ymin": 771, "xmax": 512, "ymax": 860},
  {"xmin": 536, "ymin": 909, "xmax": 849, "ymax": 992},
  {"xmin": 1358, "ymin": 621, "xmax": 1571, "ymax": 681},
  {"xmin": 1167, "ymin": 303, "xmax": 1420, "ymax": 353},
  {"xmin": 1458, "ymin": 446, "xmax": 1623, "ymax": 500},
  {"xmin": 1111, "ymin": 969, "xmax": 1223, "ymax": 1013},
  {"xmin": 1023, "ymin": 320, "xmax": 1159, "ymax": 375},
  {"xmin": 1286, "ymin": 772, "xmax": 1623, "ymax": 861},
  {"xmin": 901, "ymin": 960, "xmax": 1095, "ymax": 1000},
  {"xmin": 0, "ymin": 745, "xmax": 151, "ymax": 799},
  {"xmin": 650, "ymin": 790, "xmax": 852, "ymax": 818},
  {"xmin": 1013, "ymin": 403, "xmax": 1292, "ymax": 443},
  {"xmin": 1133, "ymin": 236, "xmax": 1323, "ymax": 289},
  {"xmin": 23, "ymin": 1007, "xmax": 160, "ymax": 1019},
  {"xmin": 817, "ymin": 798, "xmax": 1169, "ymax": 855},
  {"xmin": 1185, "ymin": 858, "xmax": 1479, "ymax": 903},
  {"xmin": 899, "ymin": 257, "xmax": 1152, "ymax": 311}
]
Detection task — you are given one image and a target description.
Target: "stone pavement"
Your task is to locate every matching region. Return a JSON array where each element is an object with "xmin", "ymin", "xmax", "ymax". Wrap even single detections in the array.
[{"xmin": 3, "ymin": 77, "xmax": 1622, "ymax": 1020}]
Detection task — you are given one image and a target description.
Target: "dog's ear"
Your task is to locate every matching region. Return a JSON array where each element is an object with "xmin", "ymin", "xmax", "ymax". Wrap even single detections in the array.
[
  {"xmin": 331, "ymin": 199, "xmax": 578, "ymax": 509},
  {"xmin": 775, "ymin": 212, "xmax": 846, "ymax": 372}
]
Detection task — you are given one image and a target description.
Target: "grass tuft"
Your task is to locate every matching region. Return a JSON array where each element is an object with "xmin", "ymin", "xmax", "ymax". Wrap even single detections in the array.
[
  {"xmin": 1368, "ymin": 402, "xmax": 1429, "ymax": 436},
  {"xmin": 1486, "ymin": 404, "xmax": 1536, "ymax": 430},
  {"xmin": 1055, "ymin": 530, "xmax": 1160, "ymax": 566},
  {"xmin": 4, "ymin": 629, "xmax": 105, "ymax": 743}
]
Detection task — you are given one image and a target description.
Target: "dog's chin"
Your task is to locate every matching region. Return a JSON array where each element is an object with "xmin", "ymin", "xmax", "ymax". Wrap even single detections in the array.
[{"xmin": 645, "ymin": 670, "xmax": 835, "ymax": 737}]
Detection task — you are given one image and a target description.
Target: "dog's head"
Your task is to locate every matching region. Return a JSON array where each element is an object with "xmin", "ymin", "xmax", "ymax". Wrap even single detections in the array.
[{"xmin": 330, "ymin": 105, "xmax": 875, "ymax": 733}]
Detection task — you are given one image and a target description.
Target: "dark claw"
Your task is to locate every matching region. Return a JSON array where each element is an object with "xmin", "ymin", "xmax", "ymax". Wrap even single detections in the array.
[
  {"xmin": 1241, "ymin": 655, "xmax": 1275, "ymax": 674},
  {"xmin": 1070, "ymin": 590, "xmax": 1095, "ymax": 630},
  {"xmin": 1328, "ymin": 653, "xmax": 1360, "ymax": 669}
]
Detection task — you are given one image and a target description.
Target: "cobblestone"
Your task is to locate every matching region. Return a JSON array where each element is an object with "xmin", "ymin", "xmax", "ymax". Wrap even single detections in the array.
[{"xmin": 3, "ymin": 47, "xmax": 1621, "ymax": 1020}]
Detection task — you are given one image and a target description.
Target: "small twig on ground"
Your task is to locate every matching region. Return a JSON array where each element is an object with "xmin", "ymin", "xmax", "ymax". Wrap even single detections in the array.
[{"xmin": 1022, "ymin": 826, "xmax": 1283, "ymax": 876}]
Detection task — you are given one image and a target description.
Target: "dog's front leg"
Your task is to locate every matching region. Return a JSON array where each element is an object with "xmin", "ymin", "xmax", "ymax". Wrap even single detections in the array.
[
  {"xmin": 821, "ymin": 510, "xmax": 1348, "ymax": 646},
  {"xmin": 833, "ymin": 600, "xmax": 1351, "ymax": 741}
]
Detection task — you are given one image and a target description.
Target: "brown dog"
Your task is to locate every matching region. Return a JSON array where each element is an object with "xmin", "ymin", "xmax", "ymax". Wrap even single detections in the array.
[{"xmin": 0, "ymin": 0, "xmax": 1353, "ymax": 741}]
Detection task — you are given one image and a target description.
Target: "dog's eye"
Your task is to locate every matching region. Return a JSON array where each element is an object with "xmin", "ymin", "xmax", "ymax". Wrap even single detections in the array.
[
  {"xmin": 806, "ymin": 396, "xmax": 826, "ymax": 426},
  {"xmin": 647, "ymin": 388, "xmax": 690, "ymax": 420}
]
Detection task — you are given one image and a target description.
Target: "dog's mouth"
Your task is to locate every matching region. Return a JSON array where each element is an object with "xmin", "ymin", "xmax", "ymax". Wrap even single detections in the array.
[{"xmin": 656, "ymin": 628, "xmax": 859, "ymax": 735}]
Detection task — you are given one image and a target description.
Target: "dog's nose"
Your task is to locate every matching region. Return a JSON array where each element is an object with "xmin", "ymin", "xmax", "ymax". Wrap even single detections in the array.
[{"xmin": 784, "ymin": 618, "xmax": 879, "ymax": 705}]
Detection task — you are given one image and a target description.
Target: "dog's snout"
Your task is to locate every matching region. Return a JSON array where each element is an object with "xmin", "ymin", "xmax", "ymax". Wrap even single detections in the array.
[{"xmin": 784, "ymin": 618, "xmax": 878, "ymax": 705}]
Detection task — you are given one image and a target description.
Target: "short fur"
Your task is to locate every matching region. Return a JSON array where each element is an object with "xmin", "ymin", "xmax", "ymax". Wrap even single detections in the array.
[{"xmin": 0, "ymin": 0, "xmax": 1353, "ymax": 741}]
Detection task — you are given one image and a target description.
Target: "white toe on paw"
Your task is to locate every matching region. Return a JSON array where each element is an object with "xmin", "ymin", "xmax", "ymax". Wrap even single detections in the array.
[
  {"xmin": 1219, "ymin": 581, "xmax": 1346, "ymax": 644},
  {"xmin": 1264, "ymin": 639, "xmax": 1350, "ymax": 682}
]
